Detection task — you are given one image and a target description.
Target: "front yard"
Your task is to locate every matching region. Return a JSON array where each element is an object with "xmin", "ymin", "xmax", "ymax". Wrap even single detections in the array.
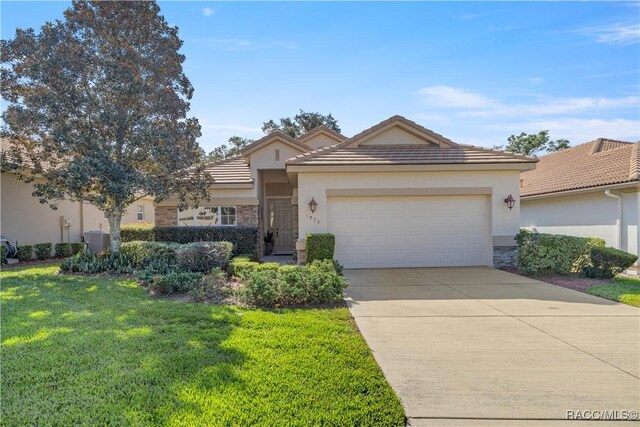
[
  {"xmin": 1, "ymin": 265, "xmax": 405, "ymax": 426},
  {"xmin": 585, "ymin": 276, "xmax": 640, "ymax": 307}
]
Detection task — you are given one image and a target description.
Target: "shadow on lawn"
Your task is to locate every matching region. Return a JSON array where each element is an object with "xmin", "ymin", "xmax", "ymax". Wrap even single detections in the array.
[{"xmin": 1, "ymin": 266, "xmax": 247, "ymax": 425}]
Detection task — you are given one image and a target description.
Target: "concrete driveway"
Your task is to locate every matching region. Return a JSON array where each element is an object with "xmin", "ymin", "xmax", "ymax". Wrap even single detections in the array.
[{"xmin": 344, "ymin": 268, "xmax": 640, "ymax": 426}]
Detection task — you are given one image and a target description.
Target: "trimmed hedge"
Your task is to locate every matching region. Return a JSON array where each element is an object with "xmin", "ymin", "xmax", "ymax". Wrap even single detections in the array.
[
  {"xmin": 306, "ymin": 233, "xmax": 335, "ymax": 263},
  {"xmin": 121, "ymin": 225, "xmax": 258, "ymax": 256},
  {"xmin": 515, "ymin": 230, "xmax": 605, "ymax": 275},
  {"xmin": 121, "ymin": 223, "xmax": 155, "ymax": 242},
  {"xmin": 71, "ymin": 242, "xmax": 85, "ymax": 255},
  {"xmin": 55, "ymin": 243, "xmax": 73, "ymax": 258},
  {"xmin": 175, "ymin": 241, "xmax": 233, "ymax": 273},
  {"xmin": 16, "ymin": 245, "xmax": 33, "ymax": 262},
  {"xmin": 229, "ymin": 257, "xmax": 280, "ymax": 280},
  {"xmin": 1, "ymin": 246, "xmax": 7, "ymax": 264},
  {"xmin": 148, "ymin": 271, "xmax": 203, "ymax": 295},
  {"xmin": 584, "ymin": 247, "xmax": 638, "ymax": 279},
  {"xmin": 34, "ymin": 243, "xmax": 52, "ymax": 260}
]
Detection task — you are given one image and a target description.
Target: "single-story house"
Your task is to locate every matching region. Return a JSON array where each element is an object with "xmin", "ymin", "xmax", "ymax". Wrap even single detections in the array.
[
  {"xmin": 1, "ymin": 154, "xmax": 155, "ymax": 246},
  {"xmin": 156, "ymin": 115, "xmax": 537, "ymax": 268},
  {"xmin": 520, "ymin": 138, "xmax": 639, "ymax": 271}
]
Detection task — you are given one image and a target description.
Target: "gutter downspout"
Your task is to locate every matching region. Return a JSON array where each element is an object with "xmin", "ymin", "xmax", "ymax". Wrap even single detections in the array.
[{"xmin": 604, "ymin": 190, "xmax": 622, "ymax": 249}]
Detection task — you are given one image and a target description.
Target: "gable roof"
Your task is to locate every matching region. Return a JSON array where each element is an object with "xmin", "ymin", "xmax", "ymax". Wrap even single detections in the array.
[
  {"xmin": 298, "ymin": 126, "xmax": 347, "ymax": 144},
  {"xmin": 240, "ymin": 131, "xmax": 309, "ymax": 157},
  {"xmin": 198, "ymin": 157, "xmax": 252, "ymax": 185},
  {"xmin": 286, "ymin": 115, "xmax": 537, "ymax": 167},
  {"xmin": 520, "ymin": 138, "xmax": 640, "ymax": 198}
]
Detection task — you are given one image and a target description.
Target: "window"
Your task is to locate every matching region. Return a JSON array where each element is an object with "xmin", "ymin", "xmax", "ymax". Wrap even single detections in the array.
[
  {"xmin": 178, "ymin": 206, "xmax": 236, "ymax": 226},
  {"xmin": 136, "ymin": 205, "xmax": 144, "ymax": 221}
]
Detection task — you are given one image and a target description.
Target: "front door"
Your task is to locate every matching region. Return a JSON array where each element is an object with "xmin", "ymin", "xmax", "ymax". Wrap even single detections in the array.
[{"xmin": 267, "ymin": 198, "xmax": 294, "ymax": 253}]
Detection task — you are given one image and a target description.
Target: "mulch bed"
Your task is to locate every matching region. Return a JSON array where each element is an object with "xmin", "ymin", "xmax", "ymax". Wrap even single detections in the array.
[{"xmin": 499, "ymin": 266, "xmax": 612, "ymax": 292}]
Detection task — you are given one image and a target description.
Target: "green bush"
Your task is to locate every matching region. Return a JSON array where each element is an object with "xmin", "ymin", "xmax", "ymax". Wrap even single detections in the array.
[
  {"xmin": 306, "ymin": 233, "xmax": 335, "ymax": 262},
  {"xmin": 60, "ymin": 251, "xmax": 136, "ymax": 274},
  {"xmin": 33, "ymin": 243, "xmax": 52, "ymax": 260},
  {"xmin": 55, "ymin": 243, "xmax": 73, "ymax": 258},
  {"xmin": 515, "ymin": 230, "xmax": 605, "ymax": 275},
  {"xmin": 71, "ymin": 243, "xmax": 85, "ymax": 255},
  {"xmin": 16, "ymin": 245, "xmax": 33, "ymax": 262},
  {"xmin": 189, "ymin": 268, "xmax": 228, "ymax": 302},
  {"xmin": 229, "ymin": 257, "xmax": 280, "ymax": 280},
  {"xmin": 120, "ymin": 241, "xmax": 180, "ymax": 267},
  {"xmin": 148, "ymin": 271, "xmax": 203, "ymax": 295},
  {"xmin": 176, "ymin": 241, "xmax": 233, "ymax": 273},
  {"xmin": 121, "ymin": 223, "xmax": 155, "ymax": 242},
  {"xmin": 236, "ymin": 259, "xmax": 348, "ymax": 307},
  {"xmin": 1, "ymin": 246, "xmax": 7, "ymax": 264},
  {"xmin": 152, "ymin": 226, "xmax": 258, "ymax": 256},
  {"xmin": 584, "ymin": 247, "xmax": 638, "ymax": 279}
]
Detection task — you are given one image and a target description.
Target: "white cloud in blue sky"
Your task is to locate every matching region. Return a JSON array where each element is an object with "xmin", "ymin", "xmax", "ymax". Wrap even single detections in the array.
[{"xmin": 2, "ymin": 1, "xmax": 639, "ymax": 152}]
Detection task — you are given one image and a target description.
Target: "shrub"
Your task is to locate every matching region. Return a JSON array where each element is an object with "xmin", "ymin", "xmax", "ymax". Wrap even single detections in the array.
[
  {"xmin": 176, "ymin": 241, "xmax": 233, "ymax": 273},
  {"xmin": 189, "ymin": 268, "xmax": 228, "ymax": 302},
  {"xmin": 33, "ymin": 243, "xmax": 52, "ymax": 260},
  {"xmin": 584, "ymin": 247, "xmax": 638, "ymax": 279},
  {"xmin": 71, "ymin": 242, "xmax": 85, "ymax": 255},
  {"xmin": 121, "ymin": 223, "xmax": 155, "ymax": 242},
  {"xmin": 120, "ymin": 241, "xmax": 180, "ymax": 266},
  {"xmin": 306, "ymin": 233, "xmax": 335, "ymax": 262},
  {"xmin": 55, "ymin": 243, "xmax": 73, "ymax": 258},
  {"xmin": 16, "ymin": 245, "xmax": 33, "ymax": 262},
  {"xmin": 154, "ymin": 226, "xmax": 258, "ymax": 256},
  {"xmin": 515, "ymin": 230, "xmax": 605, "ymax": 275},
  {"xmin": 60, "ymin": 251, "xmax": 136, "ymax": 274},
  {"xmin": 235, "ymin": 259, "xmax": 348, "ymax": 307},
  {"xmin": 148, "ymin": 271, "xmax": 203, "ymax": 295},
  {"xmin": 229, "ymin": 257, "xmax": 280, "ymax": 280},
  {"xmin": 0, "ymin": 246, "xmax": 7, "ymax": 264}
]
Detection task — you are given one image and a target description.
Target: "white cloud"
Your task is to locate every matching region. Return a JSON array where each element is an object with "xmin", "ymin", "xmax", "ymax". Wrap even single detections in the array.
[
  {"xmin": 202, "ymin": 7, "xmax": 214, "ymax": 17},
  {"xmin": 572, "ymin": 23, "xmax": 640, "ymax": 45},
  {"xmin": 525, "ymin": 77, "xmax": 544, "ymax": 85},
  {"xmin": 417, "ymin": 86, "xmax": 495, "ymax": 108}
]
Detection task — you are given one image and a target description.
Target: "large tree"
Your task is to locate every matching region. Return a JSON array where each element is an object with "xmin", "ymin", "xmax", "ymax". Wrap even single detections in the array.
[
  {"xmin": 206, "ymin": 135, "xmax": 254, "ymax": 161},
  {"xmin": 262, "ymin": 109, "xmax": 341, "ymax": 138},
  {"xmin": 496, "ymin": 130, "xmax": 570, "ymax": 156},
  {"xmin": 1, "ymin": 1, "xmax": 209, "ymax": 252}
]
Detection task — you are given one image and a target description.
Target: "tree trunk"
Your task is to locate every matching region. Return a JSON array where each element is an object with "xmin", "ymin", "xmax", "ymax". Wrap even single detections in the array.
[{"xmin": 106, "ymin": 209, "xmax": 124, "ymax": 253}]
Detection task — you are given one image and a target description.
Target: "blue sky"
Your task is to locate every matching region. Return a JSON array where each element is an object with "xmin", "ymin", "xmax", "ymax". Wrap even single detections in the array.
[{"xmin": 2, "ymin": 1, "xmax": 639, "ymax": 152}]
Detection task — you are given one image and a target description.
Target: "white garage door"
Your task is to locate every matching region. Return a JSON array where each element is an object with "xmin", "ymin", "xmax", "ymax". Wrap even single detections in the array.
[{"xmin": 328, "ymin": 195, "xmax": 490, "ymax": 268}]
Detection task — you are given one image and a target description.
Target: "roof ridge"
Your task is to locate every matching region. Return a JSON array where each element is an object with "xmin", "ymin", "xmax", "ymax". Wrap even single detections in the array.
[
  {"xmin": 298, "ymin": 125, "xmax": 347, "ymax": 142},
  {"xmin": 456, "ymin": 143, "xmax": 538, "ymax": 162},
  {"xmin": 629, "ymin": 142, "xmax": 640, "ymax": 181}
]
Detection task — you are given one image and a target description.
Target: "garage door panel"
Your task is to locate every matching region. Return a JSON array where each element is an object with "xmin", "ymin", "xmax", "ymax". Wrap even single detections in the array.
[{"xmin": 328, "ymin": 195, "xmax": 490, "ymax": 268}]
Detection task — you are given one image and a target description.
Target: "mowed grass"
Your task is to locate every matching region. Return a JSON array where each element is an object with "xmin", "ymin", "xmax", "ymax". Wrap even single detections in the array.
[
  {"xmin": 1, "ymin": 265, "xmax": 405, "ymax": 426},
  {"xmin": 586, "ymin": 276, "xmax": 640, "ymax": 308}
]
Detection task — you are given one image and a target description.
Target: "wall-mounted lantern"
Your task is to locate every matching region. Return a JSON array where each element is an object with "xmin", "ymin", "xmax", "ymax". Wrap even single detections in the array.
[
  {"xmin": 308, "ymin": 197, "xmax": 318, "ymax": 213},
  {"xmin": 504, "ymin": 194, "xmax": 516, "ymax": 210}
]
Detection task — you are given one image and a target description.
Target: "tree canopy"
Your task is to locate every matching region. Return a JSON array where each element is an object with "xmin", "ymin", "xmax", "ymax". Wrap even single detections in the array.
[
  {"xmin": 1, "ymin": 0, "xmax": 208, "ymax": 251},
  {"xmin": 496, "ymin": 131, "xmax": 570, "ymax": 156},
  {"xmin": 262, "ymin": 109, "xmax": 341, "ymax": 138},
  {"xmin": 206, "ymin": 136, "xmax": 254, "ymax": 161}
]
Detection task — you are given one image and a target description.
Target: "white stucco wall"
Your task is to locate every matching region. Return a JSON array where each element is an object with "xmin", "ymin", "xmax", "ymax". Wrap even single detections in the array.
[
  {"xmin": 520, "ymin": 190, "xmax": 639, "ymax": 259},
  {"xmin": 302, "ymin": 134, "xmax": 340, "ymax": 149},
  {"xmin": 296, "ymin": 170, "xmax": 521, "ymax": 241},
  {"xmin": 2, "ymin": 173, "xmax": 155, "ymax": 246}
]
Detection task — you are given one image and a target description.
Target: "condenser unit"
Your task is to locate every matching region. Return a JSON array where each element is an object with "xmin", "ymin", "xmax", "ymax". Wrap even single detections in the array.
[{"xmin": 85, "ymin": 231, "xmax": 110, "ymax": 254}]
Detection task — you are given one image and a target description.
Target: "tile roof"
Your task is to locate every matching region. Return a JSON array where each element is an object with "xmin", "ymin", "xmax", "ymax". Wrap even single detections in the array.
[
  {"xmin": 200, "ymin": 157, "xmax": 252, "ymax": 185},
  {"xmin": 240, "ymin": 130, "xmax": 308, "ymax": 156},
  {"xmin": 520, "ymin": 138, "xmax": 640, "ymax": 197},
  {"xmin": 286, "ymin": 144, "xmax": 537, "ymax": 166},
  {"xmin": 298, "ymin": 126, "xmax": 347, "ymax": 143}
]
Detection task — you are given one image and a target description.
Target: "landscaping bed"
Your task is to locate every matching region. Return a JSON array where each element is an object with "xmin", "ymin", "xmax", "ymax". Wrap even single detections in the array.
[{"xmin": 1, "ymin": 264, "xmax": 405, "ymax": 425}]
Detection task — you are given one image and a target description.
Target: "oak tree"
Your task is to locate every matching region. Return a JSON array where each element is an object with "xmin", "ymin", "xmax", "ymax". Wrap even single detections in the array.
[
  {"xmin": 495, "ymin": 131, "xmax": 570, "ymax": 156},
  {"xmin": 262, "ymin": 109, "xmax": 341, "ymax": 138}
]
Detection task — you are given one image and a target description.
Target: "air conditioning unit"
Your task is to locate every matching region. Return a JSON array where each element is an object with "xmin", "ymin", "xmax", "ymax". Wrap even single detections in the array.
[{"xmin": 85, "ymin": 231, "xmax": 110, "ymax": 254}]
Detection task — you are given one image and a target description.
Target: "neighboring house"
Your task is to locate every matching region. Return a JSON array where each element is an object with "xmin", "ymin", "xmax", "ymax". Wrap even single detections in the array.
[
  {"xmin": 520, "ymin": 138, "xmax": 639, "ymax": 271},
  {"xmin": 156, "ymin": 115, "xmax": 537, "ymax": 268},
  {"xmin": 1, "ymin": 148, "xmax": 155, "ymax": 246}
]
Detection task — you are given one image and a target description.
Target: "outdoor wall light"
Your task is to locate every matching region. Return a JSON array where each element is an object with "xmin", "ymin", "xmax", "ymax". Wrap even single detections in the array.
[
  {"xmin": 504, "ymin": 194, "xmax": 516, "ymax": 210},
  {"xmin": 308, "ymin": 197, "xmax": 318, "ymax": 213}
]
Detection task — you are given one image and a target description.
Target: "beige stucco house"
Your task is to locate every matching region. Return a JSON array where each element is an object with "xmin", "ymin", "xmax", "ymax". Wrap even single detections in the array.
[
  {"xmin": 156, "ymin": 115, "xmax": 537, "ymax": 268},
  {"xmin": 520, "ymin": 138, "xmax": 639, "ymax": 271},
  {"xmin": 1, "ymin": 171, "xmax": 155, "ymax": 247}
]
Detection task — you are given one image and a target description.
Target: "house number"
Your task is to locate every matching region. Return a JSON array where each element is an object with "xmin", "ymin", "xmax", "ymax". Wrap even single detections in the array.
[{"xmin": 305, "ymin": 213, "xmax": 320, "ymax": 224}]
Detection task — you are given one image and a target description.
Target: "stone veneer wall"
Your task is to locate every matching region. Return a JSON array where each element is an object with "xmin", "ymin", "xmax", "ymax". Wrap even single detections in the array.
[
  {"xmin": 493, "ymin": 246, "xmax": 517, "ymax": 267},
  {"xmin": 236, "ymin": 205, "xmax": 259, "ymax": 227},
  {"xmin": 155, "ymin": 206, "xmax": 178, "ymax": 227}
]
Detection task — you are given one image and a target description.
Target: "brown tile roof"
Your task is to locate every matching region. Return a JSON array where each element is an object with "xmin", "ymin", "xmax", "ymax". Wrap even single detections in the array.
[
  {"xmin": 287, "ymin": 115, "xmax": 537, "ymax": 166},
  {"xmin": 298, "ymin": 125, "xmax": 347, "ymax": 143},
  {"xmin": 240, "ymin": 130, "xmax": 309, "ymax": 156},
  {"xmin": 520, "ymin": 138, "xmax": 640, "ymax": 197},
  {"xmin": 200, "ymin": 157, "xmax": 252, "ymax": 185}
]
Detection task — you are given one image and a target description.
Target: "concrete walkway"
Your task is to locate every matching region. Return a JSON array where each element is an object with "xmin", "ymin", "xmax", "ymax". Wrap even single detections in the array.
[{"xmin": 344, "ymin": 267, "xmax": 640, "ymax": 426}]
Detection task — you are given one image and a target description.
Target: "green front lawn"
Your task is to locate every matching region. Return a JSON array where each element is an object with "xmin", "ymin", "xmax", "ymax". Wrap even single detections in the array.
[
  {"xmin": 586, "ymin": 276, "xmax": 640, "ymax": 308},
  {"xmin": 1, "ymin": 265, "xmax": 404, "ymax": 426}
]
